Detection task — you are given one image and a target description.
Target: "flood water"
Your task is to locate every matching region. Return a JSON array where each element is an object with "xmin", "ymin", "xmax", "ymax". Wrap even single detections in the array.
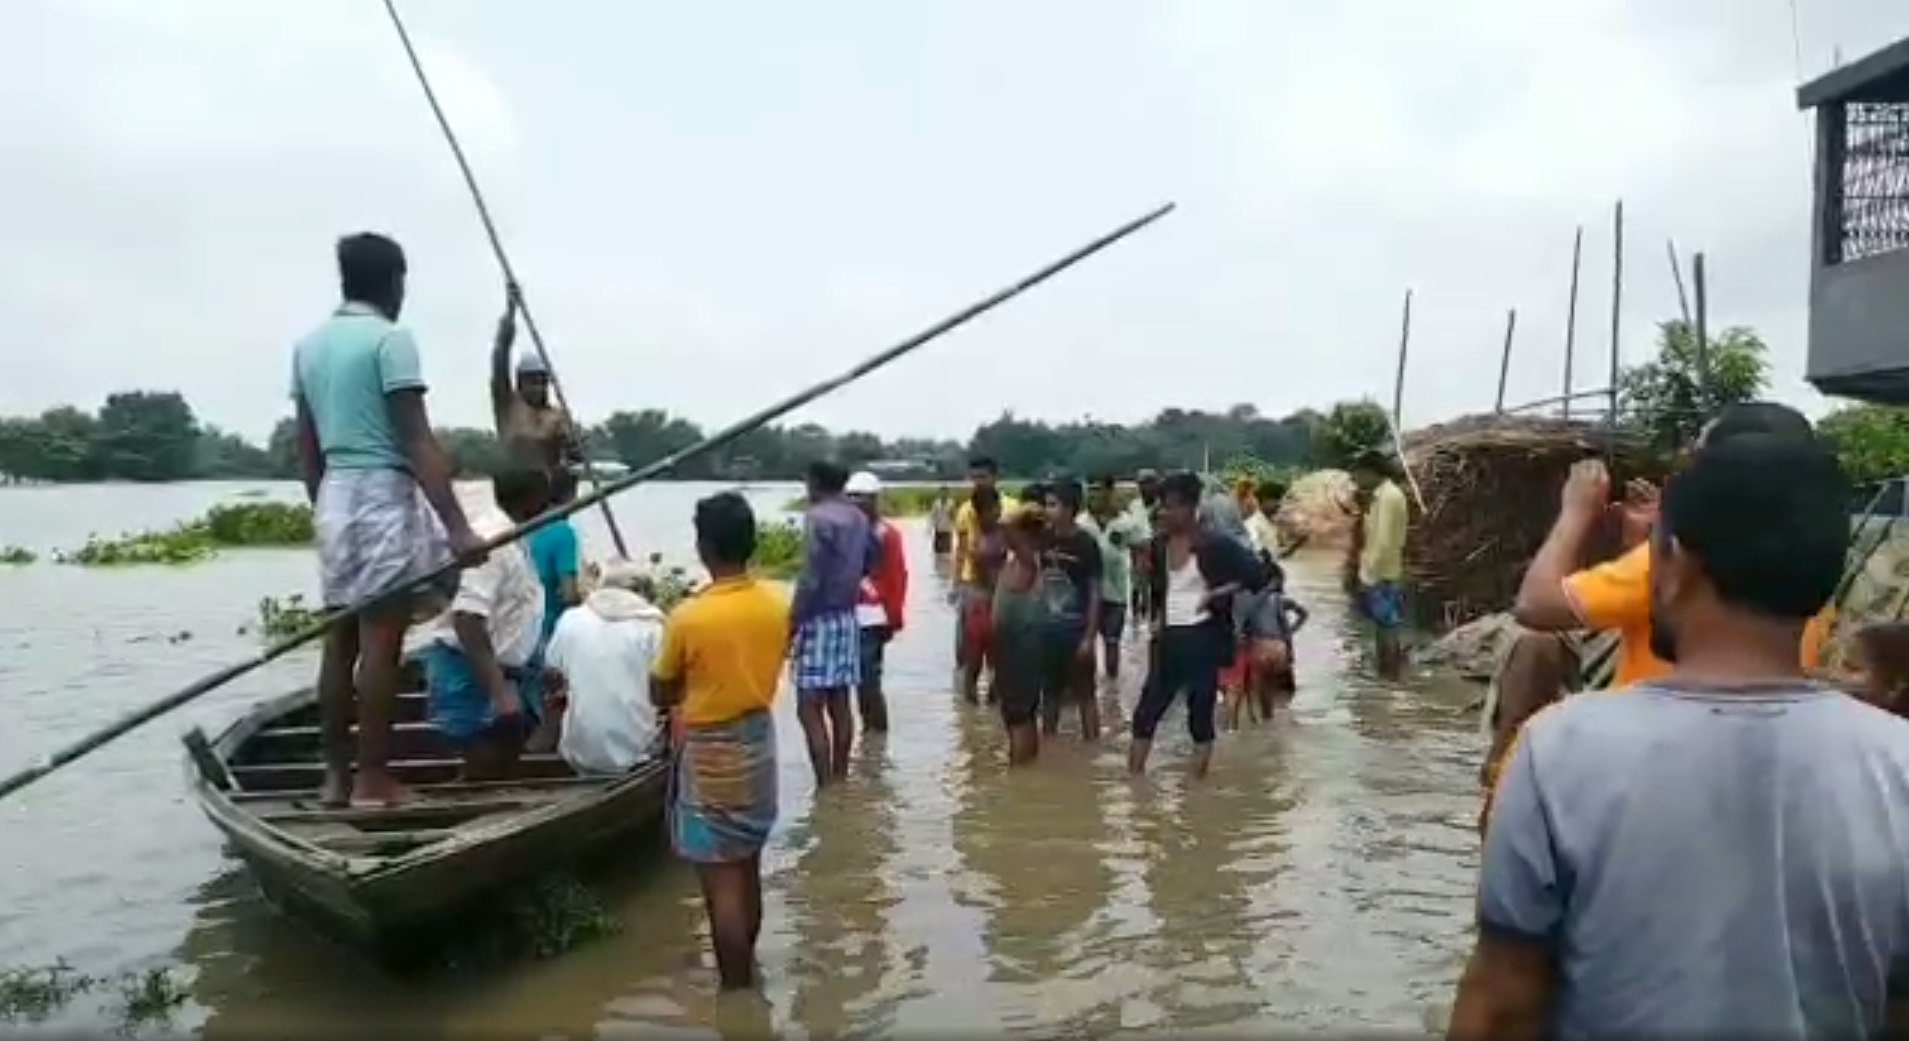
[{"xmin": 0, "ymin": 481, "xmax": 1485, "ymax": 1037}]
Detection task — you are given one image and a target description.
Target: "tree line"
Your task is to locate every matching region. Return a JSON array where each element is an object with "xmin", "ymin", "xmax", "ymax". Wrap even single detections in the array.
[
  {"xmin": 7, "ymin": 324, "xmax": 1908, "ymax": 487},
  {"xmin": 0, "ymin": 393, "xmax": 1396, "ymax": 485}
]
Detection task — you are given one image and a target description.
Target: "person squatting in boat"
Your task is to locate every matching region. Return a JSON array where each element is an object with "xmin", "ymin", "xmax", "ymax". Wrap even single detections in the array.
[
  {"xmin": 292, "ymin": 231, "xmax": 484, "ymax": 810},
  {"xmin": 417, "ymin": 468, "xmax": 555, "ymax": 782},
  {"xmin": 542, "ymin": 557, "xmax": 667, "ymax": 777},
  {"xmin": 650, "ymin": 492, "xmax": 789, "ymax": 991}
]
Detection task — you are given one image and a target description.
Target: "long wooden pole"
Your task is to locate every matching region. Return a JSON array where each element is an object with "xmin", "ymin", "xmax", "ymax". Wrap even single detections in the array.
[
  {"xmin": 381, "ymin": 0, "xmax": 631, "ymax": 556},
  {"xmin": 0, "ymin": 203, "xmax": 1177, "ymax": 803},
  {"xmin": 1692, "ymin": 252, "xmax": 1710, "ymax": 401},
  {"xmin": 1608, "ymin": 201, "xmax": 1625, "ymax": 429},
  {"xmin": 1385, "ymin": 288, "xmax": 1427, "ymax": 512},
  {"xmin": 1562, "ymin": 226, "xmax": 1583, "ymax": 419},
  {"xmin": 1494, "ymin": 308, "xmax": 1518, "ymax": 413},
  {"xmin": 1391, "ymin": 288, "xmax": 1412, "ymax": 436},
  {"xmin": 1666, "ymin": 238, "xmax": 1692, "ymax": 326}
]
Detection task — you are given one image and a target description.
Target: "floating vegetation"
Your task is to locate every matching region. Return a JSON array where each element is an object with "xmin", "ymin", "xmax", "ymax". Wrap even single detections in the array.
[
  {"xmin": 753, "ymin": 520, "xmax": 804, "ymax": 579},
  {"xmin": 61, "ymin": 501, "xmax": 314, "ymax": 567},
  {"xmin": 631, "ymin": 566, "xmax": 698, "ymax": 613},
  {"xmin": 254, "ymin": 593, "xmax": 328, "ymax": 640},
  {"xmin": 0, "ymin": 544, "xmax": 35, "ymax": 565},
  {"xmin": 57, "ymin": 526, "xmax": 217, "ymax": 566},
  {"xmin": 113, "ymin": 968, "xmax": 187, "ymax": 1030},
  {"xmin": 197, "ymin": 501, "xmax": 313, "ymax": 546},
  {"xmin": 437, "ymin": 871, "xmax": 625, "ymax": 972},
  {"xmin": 0, "ymin": 960, "xmax": 187, "ymax": 1033},
  {"xmin": 780, "ymin": 484, "xmax": 952, "ymax": 517}
]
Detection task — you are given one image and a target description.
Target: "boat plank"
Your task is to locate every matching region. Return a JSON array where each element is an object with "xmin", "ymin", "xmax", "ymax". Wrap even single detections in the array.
[
  {"xmin": 258, "ymin": 795, "xmax": 557, "ymax": 827},
  {"xmin": 228, "ymin": 753, "xmax": 575, "ymax": 792},
  {"xmin": 226, "ymin": 773, "xmax": 606, "ymax": 805},
  {"xmin": 301, "ymin": 827, "xmax": 460, "ymax": 854}
]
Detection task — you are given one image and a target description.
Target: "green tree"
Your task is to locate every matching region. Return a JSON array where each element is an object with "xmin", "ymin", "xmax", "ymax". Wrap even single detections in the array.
[
  {"xmin": 1819, "ymin": 403, "xmax": 1909, "ymax": 485},
  {"xmin": 1619, "ymin": 321, "xmax": 1770, "ymax": 452},
  {"xmin": 1317, "ymin": 399, "xmax": 1392, "ymax": 468},
  {"xmin": 92, "ymin": 391, "xmax": 202, "ymax": 481}
]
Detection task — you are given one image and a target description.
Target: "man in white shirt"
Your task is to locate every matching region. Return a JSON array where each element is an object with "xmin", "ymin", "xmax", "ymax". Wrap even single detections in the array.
[
  {"xmin": 545, "ymin": 558, "xmax": 666, "ymax": 775},
  {"xmin": 419, "ymin": 469, "xmax": 550, "ymax": 779}
]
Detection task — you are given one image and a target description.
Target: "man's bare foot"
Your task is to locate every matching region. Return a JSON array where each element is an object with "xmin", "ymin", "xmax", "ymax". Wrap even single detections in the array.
[
  {"xmin": 349, "ymin": 774, "xmax": 415, "ymax": 809},
  {"xmin": 318, "ymin": 768, "xmax": 352, "ymax": 809}
]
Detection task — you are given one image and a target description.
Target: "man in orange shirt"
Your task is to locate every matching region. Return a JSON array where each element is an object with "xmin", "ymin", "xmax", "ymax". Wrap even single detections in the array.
[{"xmin": 1512, "ymin": 402, "xmax": 1833, "ymax": 689}]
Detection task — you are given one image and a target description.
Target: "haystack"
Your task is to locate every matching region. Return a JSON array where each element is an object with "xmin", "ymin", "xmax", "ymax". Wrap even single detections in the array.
[
  {"xmin": 1397, "ymin": 414, "xmax": 1663, "ymax": 630},
  {"xmin": 1276, "ymin": 468, "xmax": 1357, "ymax": 549}
]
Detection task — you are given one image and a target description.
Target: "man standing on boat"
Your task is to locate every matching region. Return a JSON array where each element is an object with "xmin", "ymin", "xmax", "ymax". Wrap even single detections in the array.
[
  {"xmin": 489, "ymin": 284, "xmax": 579, "ymax": 475},
  {"xmin": 293, "ymin": 232, "xmax": 483, "ymax": 810}
]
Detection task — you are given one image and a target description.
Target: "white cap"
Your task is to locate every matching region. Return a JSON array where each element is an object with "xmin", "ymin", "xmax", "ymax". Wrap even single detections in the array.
[
  {"xmin": 598, "ymin": 558, "xmax": 646, "ymax": 590},
  {"xmin": 845, "ymin": 471, "xmax": 883, "ymax": 496}
]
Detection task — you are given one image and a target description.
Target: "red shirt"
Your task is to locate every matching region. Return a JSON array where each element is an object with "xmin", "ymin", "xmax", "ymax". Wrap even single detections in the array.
[{"xmin": 856, "ymin": 520, "xmax": 910, "ymax": 631}]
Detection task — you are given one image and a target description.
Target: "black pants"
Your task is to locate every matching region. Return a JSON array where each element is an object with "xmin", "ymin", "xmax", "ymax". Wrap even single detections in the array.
[
  {"xmin": 1133, "ymin": 625, "xmax": 1222, "ymax": 745},
  {"xmin": 1036, "ymin": 622, "xmax": 1089, "ymax": 730},
  {"xmin": 858, "ymin": 625, "xmax": 890, "ymax": 732}
]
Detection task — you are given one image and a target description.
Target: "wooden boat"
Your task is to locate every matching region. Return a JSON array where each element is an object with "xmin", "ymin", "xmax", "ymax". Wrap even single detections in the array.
[{"xmin": 182, "ymin": 658, "xmax": 670, "ymax": 955}]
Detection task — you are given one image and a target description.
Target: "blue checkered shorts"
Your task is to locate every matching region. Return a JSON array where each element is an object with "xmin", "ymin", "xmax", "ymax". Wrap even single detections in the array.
[{"xmin": 792, "ymin": 610, "xmax": 861, "ymax": 697}]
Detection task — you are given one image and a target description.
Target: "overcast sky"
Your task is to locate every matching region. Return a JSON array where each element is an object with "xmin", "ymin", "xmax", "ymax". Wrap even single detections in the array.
[{"xmin": 5, "ymin": 0, "xmax": 1905, "ymax": 442}]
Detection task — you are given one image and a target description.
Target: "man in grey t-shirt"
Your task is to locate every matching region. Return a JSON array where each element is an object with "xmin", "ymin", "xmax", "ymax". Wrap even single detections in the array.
[{"xmin": 1451, "ymin": 429, "xmax": 1909, "ymax": 1040}]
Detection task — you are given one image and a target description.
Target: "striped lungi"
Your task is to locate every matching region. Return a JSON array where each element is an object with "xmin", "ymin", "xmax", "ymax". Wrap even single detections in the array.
[
  {"xmin": 792, "ymin": 609, "xmax": 861, "ymax": 695},
  {"xmin": 670, "ymin": 709, "xmax": 778, "ymax": 864}
]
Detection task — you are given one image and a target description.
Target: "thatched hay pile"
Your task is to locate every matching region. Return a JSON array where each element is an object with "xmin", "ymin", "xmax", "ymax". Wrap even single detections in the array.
[
  {"xmin": 1399, "ymin": 414, "xmax": 1662, "ymax": 629},
  {"xmin": 1277, "ymin": 468, "xmax": 1358, "ymax": 549}
]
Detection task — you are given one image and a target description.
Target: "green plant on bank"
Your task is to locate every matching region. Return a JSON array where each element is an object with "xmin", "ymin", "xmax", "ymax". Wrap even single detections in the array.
[
  {"xmin": 1820, "ymin": 402, "xmax": 1909, "ymax": 487},
  {"xmin": 629, "ymin": 567, "xmax": 697, "ymax": 613},
  {"xmin": 253, "ymin": 593, "xmax": 329, "ymax": 639},
  {"xmin": 0, "ymin": 544, "xmax": 35, "ymax": 564},
  {"xmin": 778, "ymin": 484, "xmax": 959, "ymax": 517},
  {"xmin": 753, "ymin": 520, "xmax": 804, "ymax": 579},
  {"xmin": 59, "ymin": 500, "xmax": 314, "ymax": 567},
  {"xmin": 0, "ymin": 961, "xmax": 186, "ymax": 1031}
]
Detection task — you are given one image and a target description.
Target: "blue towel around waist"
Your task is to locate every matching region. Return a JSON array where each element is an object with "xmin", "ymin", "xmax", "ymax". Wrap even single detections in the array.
[{"xmin": 419, "ymin": 641, "xmax": 546, "ymax": 741}]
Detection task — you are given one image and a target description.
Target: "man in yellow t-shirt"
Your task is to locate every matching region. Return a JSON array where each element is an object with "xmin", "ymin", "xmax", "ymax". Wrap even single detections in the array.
[
  {"xmin": 951, "ymin": 456, "xmax": 1018, "ymax": 668},
  {"xmin": 649, "ymin": 491, "xmax": 789, "ymax": 991},
  {"xmin": 1352, "ymin": 450, "xmax": 1410, "ymax": 679}
]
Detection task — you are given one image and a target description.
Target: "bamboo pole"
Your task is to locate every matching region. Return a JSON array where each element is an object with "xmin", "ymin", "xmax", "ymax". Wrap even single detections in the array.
[
  {"xmin": 1494, "ymin": 308, "xmax": 1518, "ymax": 413},
  {"xmin": 1562, "ymin": 226, "xmax": 1583, "ymax": 419},
  {"xmin": 1607, "ymin": 201, "xmax": 1625, "ymax": 429},
  {"xmin": 381, "ymin": 0, "xmax": 631, "ymax": 556}
]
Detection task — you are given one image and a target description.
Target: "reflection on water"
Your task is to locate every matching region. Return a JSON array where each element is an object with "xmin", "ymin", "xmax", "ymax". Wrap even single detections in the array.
[{"xmin": 2, "ymin": 482, "xmax": 1487, "ymax": 1037}]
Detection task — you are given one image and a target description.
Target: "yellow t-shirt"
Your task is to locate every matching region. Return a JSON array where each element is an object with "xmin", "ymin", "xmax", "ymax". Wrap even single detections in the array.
[
  {"xmin": 1484, "ymin": 547, "xmax": 1838, "ymax": 829},
  {"xmin": 1561, "ymin": 543, "xmax": 1833, "ymax": 690},
  {"xmin": 650, "ymin": 576, "xmax": 791, "ymax": 726},
  {"xmin": 954, "ymin": 493, "xmax": 1021, "ymax": 584},
  {"xmin": 1358, "ymin": 479, "xmax": 1408, "ymax": 584}
]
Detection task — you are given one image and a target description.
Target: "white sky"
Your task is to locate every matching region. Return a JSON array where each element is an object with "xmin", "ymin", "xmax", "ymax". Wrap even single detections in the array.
[{"xmin": 4, "ymin": 0, "xmax": 1905, "ymax": 441}]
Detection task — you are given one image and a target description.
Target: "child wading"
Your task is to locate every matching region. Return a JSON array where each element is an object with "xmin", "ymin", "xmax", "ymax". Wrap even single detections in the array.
[{"xmin": 651, "ymin": 493, "xmax": 788, "ymax": 991}]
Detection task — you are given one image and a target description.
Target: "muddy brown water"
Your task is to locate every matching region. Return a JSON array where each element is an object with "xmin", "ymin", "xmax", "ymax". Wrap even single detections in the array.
[{"xmin": 0, "ymin": 482, "xmax": 1484, "ymax": 1037}]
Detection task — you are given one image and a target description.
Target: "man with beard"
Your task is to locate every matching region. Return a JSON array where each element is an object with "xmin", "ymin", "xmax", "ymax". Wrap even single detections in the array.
[{"xmin": 1450, "ymin": 433, "xmax": 1909, "ymax": 1039}]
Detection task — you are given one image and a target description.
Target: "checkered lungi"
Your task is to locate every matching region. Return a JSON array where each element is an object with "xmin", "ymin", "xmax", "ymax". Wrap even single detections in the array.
[{"xmin": 791, "ymin": 609, "xmax": 861, "ymax": 698}]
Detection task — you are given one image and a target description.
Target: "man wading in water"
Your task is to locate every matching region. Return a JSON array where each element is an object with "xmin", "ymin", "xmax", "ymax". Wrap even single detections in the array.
[
  {"xmin": 1035, "ymin": 479, "xmax": 1104, "ymax": 741},
  {"xmin": 652, "ymin": 493, "xmax": 788, "ymax": 991},
  {"xmin": 790, "ymin": 460, "xmax": 876, "ymax": 785},
  {"xmin": 489, "ymin": 284, "xmax": 579, "ymax": 475},
  {"xmin": 1128, "ymin": 472, "xmax": 1265, "ymax": 778},
  {"xmin": 992, "ymin": 483, "xmax": 1050, "ymax": 765},
  {"xmin": 952, "ymin": 456, "xmax": 1018, "ymax": 686},
  {"xmin": 1450, "ymin": 433, "xmax": 1909, "ymax": 1039},
  {"xmin": 292, "ymin": 232, "xmax": 483, "ymax": 809}
]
